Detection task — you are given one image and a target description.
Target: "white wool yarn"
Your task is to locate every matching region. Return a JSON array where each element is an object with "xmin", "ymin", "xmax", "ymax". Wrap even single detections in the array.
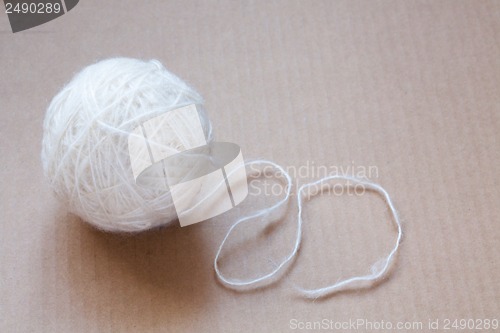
[
  {"xmin": 41, "ymin": 58, "xmax": 213, "ymax": 232},
  {"xmin": 42, "ymin": 57, "xmax": 403, "ymax": 299}
]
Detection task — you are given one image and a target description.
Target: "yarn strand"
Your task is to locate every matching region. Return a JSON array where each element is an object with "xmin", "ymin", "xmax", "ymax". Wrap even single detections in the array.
[
  {"xmin": 214, "ymin": 159, "xmax": 294, "ymax": 288},
  {"xmin": 215, "ymin": 174, "xmax": 403, "ymax": 299}
]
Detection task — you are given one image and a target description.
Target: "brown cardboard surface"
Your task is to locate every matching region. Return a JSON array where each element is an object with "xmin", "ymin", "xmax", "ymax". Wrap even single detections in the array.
[{"xmin": 1, "ymin": 1, "xmax": 499, "ymax": 332}]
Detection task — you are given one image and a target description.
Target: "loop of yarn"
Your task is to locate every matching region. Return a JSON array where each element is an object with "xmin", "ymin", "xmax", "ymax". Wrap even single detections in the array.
[
  {"xmin": 215, "ymin": 173, "xmax": 403, "ymax": 299},
  {"xmin": 294, "ymin": 175, "xmax": 402, "ymax": 298},
  {"xmin": 215, "ymin": 159, "xmax": 294, "ymax": 288}
]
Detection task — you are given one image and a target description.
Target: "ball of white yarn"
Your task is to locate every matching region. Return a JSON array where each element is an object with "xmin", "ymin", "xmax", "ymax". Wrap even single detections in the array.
[{"xmin": 41, "ymin": 58, "xmax": 213, "ymax": 232}]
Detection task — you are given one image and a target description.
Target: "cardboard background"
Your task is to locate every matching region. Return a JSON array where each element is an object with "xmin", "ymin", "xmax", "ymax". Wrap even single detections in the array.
[{"xmin": 1, "ymin": 1, "xmax": 498, "ymax": 331}]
